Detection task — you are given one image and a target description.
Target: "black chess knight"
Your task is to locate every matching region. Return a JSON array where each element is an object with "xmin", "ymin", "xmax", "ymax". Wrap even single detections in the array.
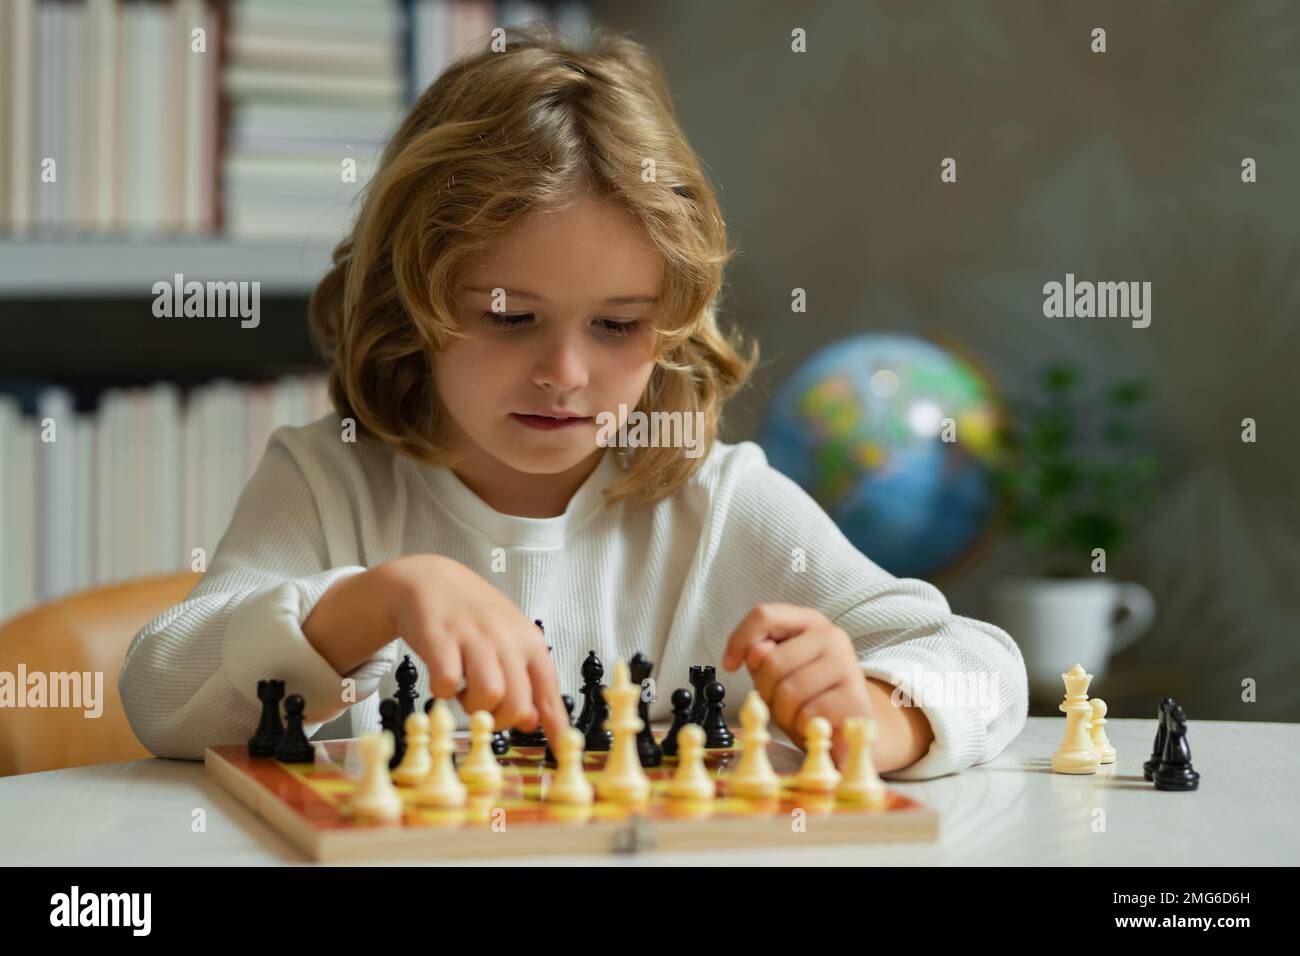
[{"xmin": 1153, "ymin": 700, "xmax": 1200, "ymax": 792}]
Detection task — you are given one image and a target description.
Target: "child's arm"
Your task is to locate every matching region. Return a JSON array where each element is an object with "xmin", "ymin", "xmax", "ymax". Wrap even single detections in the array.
[
  {"xmin": 118, "ymin": 431, "xmax": 397, "ymax": 760},
  {"xmin": 694, "ymin": 442, "xmax": 1029, "ymax": 780}
]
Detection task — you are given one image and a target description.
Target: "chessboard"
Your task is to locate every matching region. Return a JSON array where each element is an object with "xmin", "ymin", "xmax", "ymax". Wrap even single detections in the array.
[{"xmin": 206, "ymin": 733, "xmax": 939, "ymax": 862}]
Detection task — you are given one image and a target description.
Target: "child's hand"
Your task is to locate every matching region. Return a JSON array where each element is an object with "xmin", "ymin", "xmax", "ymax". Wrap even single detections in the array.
[
  {"xmin": 378, "ymin": 554, "xmax": 569, "ymax": 745},
  {"xmin": 720, "ymin": 603, "xmax": 874, "ymax": 766}
]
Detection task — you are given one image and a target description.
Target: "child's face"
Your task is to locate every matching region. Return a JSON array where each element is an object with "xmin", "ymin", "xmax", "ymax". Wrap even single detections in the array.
[{"xmin": 434, "ymin": 197, "xmax": 662, "ymax": 474}]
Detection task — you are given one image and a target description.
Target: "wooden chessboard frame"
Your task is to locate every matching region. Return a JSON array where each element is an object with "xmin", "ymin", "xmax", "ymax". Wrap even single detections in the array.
[{"xmin": 205, "ymin": 734, "xmax": 938, "ymax": 862}]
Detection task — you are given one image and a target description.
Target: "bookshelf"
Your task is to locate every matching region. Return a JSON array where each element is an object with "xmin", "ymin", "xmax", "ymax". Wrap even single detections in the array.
[
  {"xmin": 0, "ymin": 0, "xmax": 593, "ymax": 621},
  {"xmin": 0, "ymin": 237, "xmax": 337, "ymax": 297}
]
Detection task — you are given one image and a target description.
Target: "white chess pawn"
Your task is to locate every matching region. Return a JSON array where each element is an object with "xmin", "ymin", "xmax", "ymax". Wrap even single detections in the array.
[
  {"xmin": 546, "ymin": 727, "xmax": 594, "ymax": 804},
  {"xmin": 458, "ymin": 710, "xmax": 504, "ymax": 793},
  {"xmin": 730, "ymin": 690, "xmax": 780, "ymax": 799},
  {"xmin": 350, "ymin": 732, "xmax": 404, "ymax": 822},
  {"xmin": 596, "ymin": 660, "xmax": 650, "ymax": 803},
  {"xmin": 795, "ymin": 715, "xmax": 842, "ymax": 793},
  {"xmin": 667, "ymin": 724, "xmax": 715, "ymax": 801},
  {"xmin": 392, "ymin": 710, "xmax": 433, "ymax": 784},
  {"xmin": 1089, "ymin": 698, "xmax": 1116, "ymax": 764},
  {"xmin": 836, "ymin": 717, "xmax": 885, "ymax": 807},
  {"xmin": 1052, "ymin": 663, "xmax": 1100, "ymax": 774},
  {"xmin": 415, "ymin": 700, "xmax": 467, "ymax": 808}
]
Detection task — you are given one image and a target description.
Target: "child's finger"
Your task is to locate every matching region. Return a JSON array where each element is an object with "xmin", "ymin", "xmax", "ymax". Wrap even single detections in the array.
[
  {"xmin": 494, "ymin": 642, "xmax": 536, "ymax": 730},
  {"xmin": 525, "ymin": 652, "xmax": 568, "ymax": 745},
  {"xmin": 751, "ymin": 631, "xmax": 821, "ymax": 699},
  {"xmin": 770, "ymin": 657, "xmax": 844, "ymax": 733},
  {"xmin": 421, "ymin": 633, "xmax": 464, "ymax": 700},
  {"xmin": 458, "ymin": 636, "xmax": 506, "ymax": 717},
  {"xmin": 721, "ymin": 603, "xmax": 823, "ymax": 671},
  {"xmin": 744, "ymin": 638, "xmax": 777, "ymax": 670}
]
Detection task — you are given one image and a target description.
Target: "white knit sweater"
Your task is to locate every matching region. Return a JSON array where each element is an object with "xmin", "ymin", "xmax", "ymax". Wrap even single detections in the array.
[{"xmin": 119, "ymin": 413, "xmax": 1027, "ymax": 780}]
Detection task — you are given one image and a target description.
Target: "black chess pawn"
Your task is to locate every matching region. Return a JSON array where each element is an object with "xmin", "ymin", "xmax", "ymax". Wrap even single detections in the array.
[
  {"xmin": 544, "ymin": 693, "xmax": 576, "ymax": 766},
  {"xmin": 510, "ymin": 721, "xmax": 548, "ymax": 749},
  {"xmin": 584, "ymin": 684, "xmax": 613, "ymax": 752},
  {"xmin": 1143, "ymin": 698, "xmax": 1173, "ymax": 781},
  {"xmin": 629, "ymin": 652, "xmax": 663, "ymax": 768},
  {"xmin": 424, "ymin": 698, "xmax": 436, "ymax": 716},
  {"xmin": 248, "ymin": 678, "xmax": 286, "ymax": 757},
  {"xmin": 689, "ymin": 665, "xmax": 715, "ymax": 725},
  {"xmin": 395, "ymin": 654, "xmax": 420, "ymax": 723},
  {"xmin": 379, "ymin": 698, "xmax": 405, "ymax": 769},
  {"xmin": 700, "ymin": 681, "xmax": 734, "ymax": 749},
  {"xmin": 1153, "ymin": 701, "xmax": 1200, "ymax": 792},
  {"xmin": 492, "ymin": 730, "xmax": 510, "ymax": 756},
  {"xmin": 660, "ymin": 688, "xmax": 693, "ymax": 757},
  {"xmin": 274, "ymin": 694, "xmax": 316, "ymax": 763},
  {"xmin": 575, "ymin": 651, "xmax": 604, "ymax": 733}
]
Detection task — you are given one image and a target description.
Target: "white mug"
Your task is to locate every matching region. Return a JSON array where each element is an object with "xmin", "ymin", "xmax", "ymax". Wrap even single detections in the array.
[{"xmin": 989, "ymin": 576, "xmax": 1155, "ymax": 702}]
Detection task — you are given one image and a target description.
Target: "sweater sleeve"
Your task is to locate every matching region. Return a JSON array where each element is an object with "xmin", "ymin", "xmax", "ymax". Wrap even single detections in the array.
[
  {"xmin": 118, "ymin": 431, "xmax": 398, "ymax": 760},
  {"xmin": 696, "ymin": 442, "xmax": 1028, "ymax": 780}
]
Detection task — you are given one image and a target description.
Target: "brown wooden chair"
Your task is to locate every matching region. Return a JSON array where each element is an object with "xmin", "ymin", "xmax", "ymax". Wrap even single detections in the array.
[{"xmin": 0, "ymin": 572, "xmax": 201, "ymax": 776}]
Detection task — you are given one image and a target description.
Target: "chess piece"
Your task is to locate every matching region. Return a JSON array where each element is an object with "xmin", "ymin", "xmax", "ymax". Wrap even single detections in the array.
[
  {"xmin": 509, "ymin": 722, "xmax": 548, "ymax": 749},
  {"xmin": 660, "ymin": 688, "xmax": 692, "ymax": 757},
  {"xmin": 667, "ymin": 724, "xmax": 714, "ymax": 801},
  {"xmin": 458, "ymin": 710, "xmax": 504, "ymax": 793},
  {"xmin": 415, "ymin": 700, "xmax": 467, "ymax": 808},
  {"xmin": 1143, "ymin": 698, "xmax": 1173, "ymax": 781},
  {"xmin": 688, "ymin": 666, "xmax": 715, "ymax": 725},
  {"xmin": 350, "ymin": 732, "xmax": 404, "ymax": 822},
  {"xmin": 795, "ymin": 714, "xmax": 841, "ymax": 794},
  {"xmin": 546, "ymin": 727, "xmax": 593, "ymax": 804},
  {"xmin": 274, "ymin": 693, "xmax": 316, "ymax": 763},
  {"xmin": 596, "ymin": 660, "xmax": 650, "ymax": 803},
  {"xmin": 491, "ymin": 730, "xmax": 510, "ymax": 756},
  {"xmin": 731, "ymin": 691, "xmax": 781, "ymax": 799},
  {"xmin": 392, "ymin": 710, "xmax": 433, "ymax": 784},
  {"xmin": 248, "ymin": 679, "xmax": 285, "ymax": 757},
  {"xmin": 583, "ymin": 684, "xmax": 613, "ymax": 752},
  {"xmin": 575, "ymin": 651, "xmax": 604, "ymax": 733},
  {"xmin": 1051, "ymin": 663, "xmax": 1100, "ymax": 774},
  {"xmin": 379, "ymin": 698, "xmax": 405, "ymax": 769},
  {"xmin": 1153, "ymin": 701, "xmax": 1200, "ymax": 792},
  {"xmin": 837, "ymin": 717, "xmax": 885, "ymax": 806},
  {"xmin": 629, "ymin": 652, "xmax": 663, "ymax": 768},
  {"xmin": 1089, "ymin": 698, "xmax": 1116, "ymax": 764},
  {"xmin": 395, "ymin": 654, "xmax": 420, "ymax": 723},
  {"xmin": 700, "ymin": 681, "xmax": 734, "ymax": 749}
]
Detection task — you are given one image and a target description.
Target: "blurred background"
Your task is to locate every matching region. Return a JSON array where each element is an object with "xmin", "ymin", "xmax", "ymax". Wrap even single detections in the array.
[{"xmin": 3, "ymin": 0, "xmax": 1298, "ymax": 727}]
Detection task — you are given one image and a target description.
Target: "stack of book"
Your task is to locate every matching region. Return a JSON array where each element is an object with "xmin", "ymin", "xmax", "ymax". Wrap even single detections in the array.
[
  {"xmin": 0, "ymin": 374, "xmax": 333, "ymax": 621},
  {"xmin": 0, "ymin": 0, "xmax": 221, "ymax": 236},
  {"xmin": 1, "ymin": 0, "xmax": 593, "ymax": 240},
  {"xmin": 220, "ymin": 0, "xmax": 405, "ymax": 240}
]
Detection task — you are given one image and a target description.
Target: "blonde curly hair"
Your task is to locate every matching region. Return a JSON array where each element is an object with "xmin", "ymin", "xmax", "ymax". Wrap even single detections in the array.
[{"xmin": 308, "ymin": 23, "xmax": 759, "ymax": 504}]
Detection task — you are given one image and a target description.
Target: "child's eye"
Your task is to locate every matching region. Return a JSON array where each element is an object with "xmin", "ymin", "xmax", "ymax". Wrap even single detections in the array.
[
  {"xmin": 599, "ymin": 319, "xmax": 639, "ymax": 337},
  {"xmin": 482, "ymin": 312, "xmax": 533, "ymax": 329}
]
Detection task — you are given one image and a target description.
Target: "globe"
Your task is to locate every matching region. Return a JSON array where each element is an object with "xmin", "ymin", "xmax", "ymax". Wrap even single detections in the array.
[{"xmin": 758, "ymin": 334, "xmax": 1000, "ymax": 579}]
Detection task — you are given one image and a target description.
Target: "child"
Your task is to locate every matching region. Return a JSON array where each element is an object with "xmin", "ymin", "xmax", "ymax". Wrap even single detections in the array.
[{"xmin": 120, "ymin": 25, "xmax": 1027, "ymax": 779}]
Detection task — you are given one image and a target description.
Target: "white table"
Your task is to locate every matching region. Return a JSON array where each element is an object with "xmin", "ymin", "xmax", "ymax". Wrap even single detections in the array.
[{"xmin": 2, "ymin": 718, "xmax": 1295, "ymax": 865}]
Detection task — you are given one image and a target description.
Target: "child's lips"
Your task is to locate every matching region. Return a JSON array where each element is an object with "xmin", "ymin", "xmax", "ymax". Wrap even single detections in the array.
[{"xmin": 510, "ymin": 413, "xmax": 593, "ymax": 431}]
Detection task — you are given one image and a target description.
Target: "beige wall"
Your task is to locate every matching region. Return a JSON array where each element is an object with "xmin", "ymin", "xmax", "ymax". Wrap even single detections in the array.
[{"xmin": 594, "ymin": 0, "xmax": 1300, "ymax": 720}]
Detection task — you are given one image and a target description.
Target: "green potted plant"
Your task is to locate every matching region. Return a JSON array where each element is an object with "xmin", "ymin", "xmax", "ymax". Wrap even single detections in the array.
[{"xmin": 988, "ymin": 363, "xmax": 1162, "ymax": 703}]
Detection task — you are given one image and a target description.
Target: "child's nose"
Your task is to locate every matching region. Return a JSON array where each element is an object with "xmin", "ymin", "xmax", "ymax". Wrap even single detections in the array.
[{"xmin": 533, "ymin": 337, "xmax": 590, "ymax": 390}]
